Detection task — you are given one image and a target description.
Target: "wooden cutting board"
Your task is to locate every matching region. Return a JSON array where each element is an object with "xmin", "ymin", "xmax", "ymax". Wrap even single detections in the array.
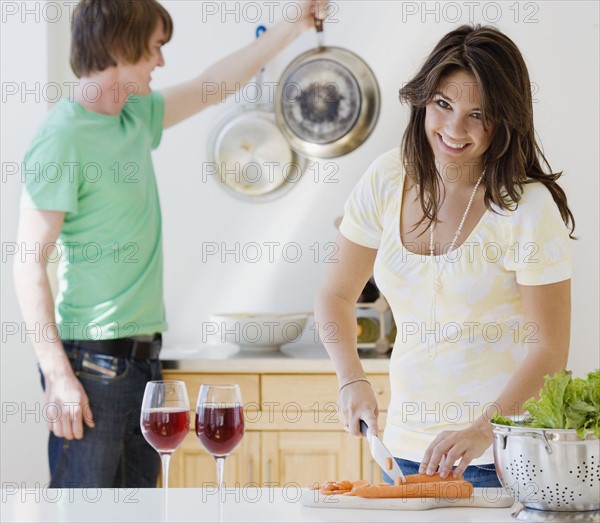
[{"xmin": 301, "ymin": 487, "xmax": 515, "ymax": 511}]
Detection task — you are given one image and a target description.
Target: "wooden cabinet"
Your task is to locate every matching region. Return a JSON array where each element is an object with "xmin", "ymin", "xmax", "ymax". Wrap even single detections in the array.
[
  {"xmin": 261, "ymin": 431, "xmax": 361, "ymax": 487},
  {"xmin": 174, "ymin": 372, "xmax": 260, "ymax": 412},
  {"xmin": 261, "ymin": 374, "xmax": 390, "ymax": 410},
  {"xmin": 168, "ymin": 431, "xmax": 261, "ymax": 488},
  {"xmin": 162, "ymin": 368, "xmax": 390, "ymax": 488}
]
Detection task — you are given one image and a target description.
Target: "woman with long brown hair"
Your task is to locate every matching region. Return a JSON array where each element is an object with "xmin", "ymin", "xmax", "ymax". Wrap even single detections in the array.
[{"xmin": 315, "ymin": 24, "xmax": 574, "ymax": 488}]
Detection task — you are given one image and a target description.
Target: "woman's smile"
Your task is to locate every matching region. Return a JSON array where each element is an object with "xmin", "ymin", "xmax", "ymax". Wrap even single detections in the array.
[{"xmin": 437, "ymin": 133, "xmax": 471, "ymax": 152}]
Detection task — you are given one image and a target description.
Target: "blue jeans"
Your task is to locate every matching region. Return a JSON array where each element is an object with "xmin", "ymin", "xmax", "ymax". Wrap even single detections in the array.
[
  {"xmin": 40, "ymin": 340, "xmax": 162, "ymax": 488},
  {"xmin": 383, "ymin": 458, "xmax": 502, "ymax": 488}
]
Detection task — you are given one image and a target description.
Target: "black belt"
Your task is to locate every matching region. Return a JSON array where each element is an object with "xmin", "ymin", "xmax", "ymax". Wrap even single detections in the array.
[{"xmin": 72, "ymin": 334, "xmax": 162, "ymax": 360}]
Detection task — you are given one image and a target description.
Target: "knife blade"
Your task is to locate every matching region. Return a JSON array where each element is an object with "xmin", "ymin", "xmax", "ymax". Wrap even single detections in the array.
[{"xmin": 360, "ymin": 420, "xmax": 406, "ymax": 484}]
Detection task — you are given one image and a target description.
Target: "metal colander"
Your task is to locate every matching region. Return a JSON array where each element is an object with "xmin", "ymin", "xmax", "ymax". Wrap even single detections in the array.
[{"xmin": 492, "ymin": 423, "xmax": 600, "ymax": 512}]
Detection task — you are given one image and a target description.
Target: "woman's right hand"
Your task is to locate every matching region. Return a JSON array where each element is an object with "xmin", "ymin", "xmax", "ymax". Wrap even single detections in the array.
[{"xmin": 337, "ymin": 379, "xmax": 380, "ymax": 437}]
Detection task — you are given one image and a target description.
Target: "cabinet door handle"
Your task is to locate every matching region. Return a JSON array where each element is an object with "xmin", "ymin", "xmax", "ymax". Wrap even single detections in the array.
[
  {"xmin": 369, "ymin": 460, "xmax": 374, "ymax": 484},
  {"xmin": 265, "ymin": 460, "xmax": 272, "ymax": 484},
  {"xmin": 247, "ymin": 461, "xmax": 253, "ymax": 485}
]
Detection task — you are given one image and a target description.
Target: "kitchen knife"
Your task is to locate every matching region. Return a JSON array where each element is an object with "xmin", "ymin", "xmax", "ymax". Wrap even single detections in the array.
[{"xmin": 360, "ymin": 420, "xmax": 406, "ymax": 484}]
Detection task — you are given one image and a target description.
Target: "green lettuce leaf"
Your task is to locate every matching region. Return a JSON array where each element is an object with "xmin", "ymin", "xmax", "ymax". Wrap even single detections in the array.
[
  {"xmin": 564, "ymin": 377, "xmax": 596, "ymax": 430},
  {"xmin": 490, "ymin": 412, "xmax": 516, "ymax": 426},
  {"xmin": 586, "ymin": 369, "xmax": 600, "ymax": 437},
  {"xmin": 519, "ymin": 369, "xmax": 600, "ymax": 439},
  {"xmin": 588, "ymin": 369, "xmax": 600, "ymax": 408},
  {"xmin": 523, "ymin": 370, "xmax": 572, "ymax": 429}
]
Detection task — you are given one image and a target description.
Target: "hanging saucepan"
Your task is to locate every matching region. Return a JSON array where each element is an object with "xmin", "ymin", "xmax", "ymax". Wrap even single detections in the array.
[
  {"xmin": 275, "ymin": 17, "xmax": 381, "ymax": 159},
  {"xmin": 208, "ymin": 26, "xmax": 308, "ymax": 202}
]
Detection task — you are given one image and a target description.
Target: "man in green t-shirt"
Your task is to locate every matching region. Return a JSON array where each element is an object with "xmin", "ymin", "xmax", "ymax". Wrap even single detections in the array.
[{"xmin": 13, "ymin": 0, "xmax": 325, "ymax": 488}]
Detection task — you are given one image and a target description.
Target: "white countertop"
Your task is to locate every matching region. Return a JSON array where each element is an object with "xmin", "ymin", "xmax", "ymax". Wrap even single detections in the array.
[{"xmin": 2, "ymin": 488, "xmax": 519, "ymax": 522}]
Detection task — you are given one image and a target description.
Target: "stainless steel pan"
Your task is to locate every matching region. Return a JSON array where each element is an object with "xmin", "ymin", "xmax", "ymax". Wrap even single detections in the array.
[
  {"xmin": 208, "ymin": 26, "xmax": 307, "ymax": 202},
  {"xmin": 275, "ymin": 17, "xmax": 380, "ymax": 159}
]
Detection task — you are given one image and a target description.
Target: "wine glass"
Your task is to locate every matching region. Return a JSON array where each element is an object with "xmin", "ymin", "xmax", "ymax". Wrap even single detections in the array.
[
  {"xmin": 195, "ymin": 384, "xmax": 245, "ymax": 490},
  {"xmin": 140, "ymin": 380, "xmax": 190, "ymax": 496}
]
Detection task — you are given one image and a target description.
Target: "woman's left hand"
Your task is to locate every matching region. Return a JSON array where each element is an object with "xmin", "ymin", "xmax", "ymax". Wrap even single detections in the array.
[{"xmin": 419, "ymin": 421, "xmax": 493, "ymax": 479}]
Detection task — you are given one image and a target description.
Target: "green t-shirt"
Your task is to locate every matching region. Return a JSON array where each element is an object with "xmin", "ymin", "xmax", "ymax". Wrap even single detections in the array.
[{"xmin": 20, "ymin": 92, "xmax": 168, "ymax": 340}]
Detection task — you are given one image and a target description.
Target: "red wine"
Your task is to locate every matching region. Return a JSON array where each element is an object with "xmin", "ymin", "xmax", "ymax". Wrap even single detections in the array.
[
  {"xmin": 196, "ymin": 405, "xmax": 244, "ymax": 457},
  {"xmin": 141, "ymin": 408, "xmax": 190, "ymax": 453}
]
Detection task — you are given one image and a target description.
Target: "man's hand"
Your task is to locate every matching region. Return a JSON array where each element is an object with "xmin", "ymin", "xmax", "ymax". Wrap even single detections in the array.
[
  {"xmin": 14, "ymin": 209, "xmax": 96, "ymax": 440},
  {"xmin": 44, "ymin": 371, "xmax": 95, "ymax": 440},
  {"xmin": 298, "ymin": 0, "xmax": 330, "ymax": 30},
  {"xmin": 162, "ymin": 0, "xmax": 330, "ymax": 128}
]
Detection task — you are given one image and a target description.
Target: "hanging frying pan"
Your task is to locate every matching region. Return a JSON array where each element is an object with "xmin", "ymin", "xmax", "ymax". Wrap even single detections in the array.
[
  {"xmin": 208, "ymin": 26, "xmax": 308, "ymax": 202},
  {"xmin": 275, "ymin": 17, "xmax": 381, "ymax": 159}
]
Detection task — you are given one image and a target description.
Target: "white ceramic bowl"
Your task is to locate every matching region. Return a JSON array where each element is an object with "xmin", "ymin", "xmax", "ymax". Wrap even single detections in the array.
[{"xmin": 209, "ymin": 313, "xmax": 309, "ymax": 353}]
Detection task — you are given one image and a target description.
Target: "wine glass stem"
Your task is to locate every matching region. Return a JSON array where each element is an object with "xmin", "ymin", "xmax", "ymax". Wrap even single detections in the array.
[
  {"xmin": 161, "ymin": 453, "xmax": 171, "ymax": 490},
  {"xmin": 161, "ymin": 453, "xmax": 171, "ymax": 522},
  {"xmin": 215, "ymin": 456, "xmax": 225, "ymax": 490}
]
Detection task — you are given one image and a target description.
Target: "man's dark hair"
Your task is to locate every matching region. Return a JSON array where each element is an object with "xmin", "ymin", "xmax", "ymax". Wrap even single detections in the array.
[{"xmin": 70, "ymin": 0, "xmax": 173, "ymax": 77}]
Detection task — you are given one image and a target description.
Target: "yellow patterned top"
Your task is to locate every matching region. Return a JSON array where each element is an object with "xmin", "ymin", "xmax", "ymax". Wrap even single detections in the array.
[{"xmin": 340, "ymin": 148, "xmax": 572, "ymax": 464}]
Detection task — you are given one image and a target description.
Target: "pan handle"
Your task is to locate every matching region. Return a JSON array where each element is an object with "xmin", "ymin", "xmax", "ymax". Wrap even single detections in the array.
[
  {"xmin": 256, "ymin": 25, "xmax": 267, "ymax": 72},
  {"xmin": 313, "ymin": 12, "xmax": 325, "ymax": 48},
  {"xmin": 314, "ymin": 15, "xmax": 324, "ymax": 33},
  {"xmin": 255, "ymin": 25, "xmax": 267, "ymax": 39},
  {"xmin": 255, "ymin": 25, "xmax": 267, "ymax": 104}
]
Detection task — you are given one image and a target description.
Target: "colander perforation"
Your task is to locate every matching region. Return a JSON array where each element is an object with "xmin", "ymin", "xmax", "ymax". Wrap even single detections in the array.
[
  {"xmin": 540, "ymin": 485, "xmax": 577, "ymax": 506},
  {"xmin": 570, "ymin": 459, "xmax": 599, "ymax": 487}
]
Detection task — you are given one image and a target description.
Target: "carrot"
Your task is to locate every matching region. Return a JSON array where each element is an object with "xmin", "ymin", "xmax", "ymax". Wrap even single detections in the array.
[
  {"xmin": 316, "ymin": 479, "xmax": 354, "ymax": 495},
  {"xmin": 354, "ymin": 480, "xmax": 473, "ymax": 499},
  {"xmin": 395, "ymin": 473, "xmax": 464, "ymax": 486},
  {"xmin": 386, "ymin": 457, "xmax": 393, "ymax": 470}
]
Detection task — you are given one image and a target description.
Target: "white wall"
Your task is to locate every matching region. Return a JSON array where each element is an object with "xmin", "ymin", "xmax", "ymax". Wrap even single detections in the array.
[
  {"xmin": 1, "ymin": 0, "xmax": 51, "ymax": 487},
  {"xmin": 1, "ymin": 1, "xmax": 598, "ymax": 485}
]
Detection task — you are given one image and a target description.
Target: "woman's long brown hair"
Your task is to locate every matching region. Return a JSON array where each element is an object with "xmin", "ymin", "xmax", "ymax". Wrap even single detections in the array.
[{"xmin": 400, "ymin": 24, "xmax": 576, "ymax": 238}]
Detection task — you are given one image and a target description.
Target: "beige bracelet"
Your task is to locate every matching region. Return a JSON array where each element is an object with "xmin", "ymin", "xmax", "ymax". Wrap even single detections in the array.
[{"xmin": 338, "ymin": 377, "xmax": 371, "ymax": 394}]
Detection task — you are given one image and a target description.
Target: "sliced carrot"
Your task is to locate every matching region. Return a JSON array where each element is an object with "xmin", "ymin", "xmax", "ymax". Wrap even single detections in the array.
[
  {"xmin": 386, "ymin": 457, "xmax": 393, "ymax": 470},
  {"xmin": 354, "ymin": 480, "xmax": 473, "ymax": 499},
  {"xmin": 314, "ymin": 474, "xmax": 472, "ymax": 500},
  {"xmin": 395, "ymin": 473, "xmax": 464, "ymax": 485},
  {"xmin": 320, "ymin": 489, "xmax": 337, "ymax": 495},
  {"xmin": 316, "ymin": 480, "xmax": 352, "ymax": 495}
]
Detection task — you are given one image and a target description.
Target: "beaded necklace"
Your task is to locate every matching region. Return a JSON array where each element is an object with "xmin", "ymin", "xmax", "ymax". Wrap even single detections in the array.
[{"xmin": 426, "ymin": 169, "xmax": 486, "ymax": 358}]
